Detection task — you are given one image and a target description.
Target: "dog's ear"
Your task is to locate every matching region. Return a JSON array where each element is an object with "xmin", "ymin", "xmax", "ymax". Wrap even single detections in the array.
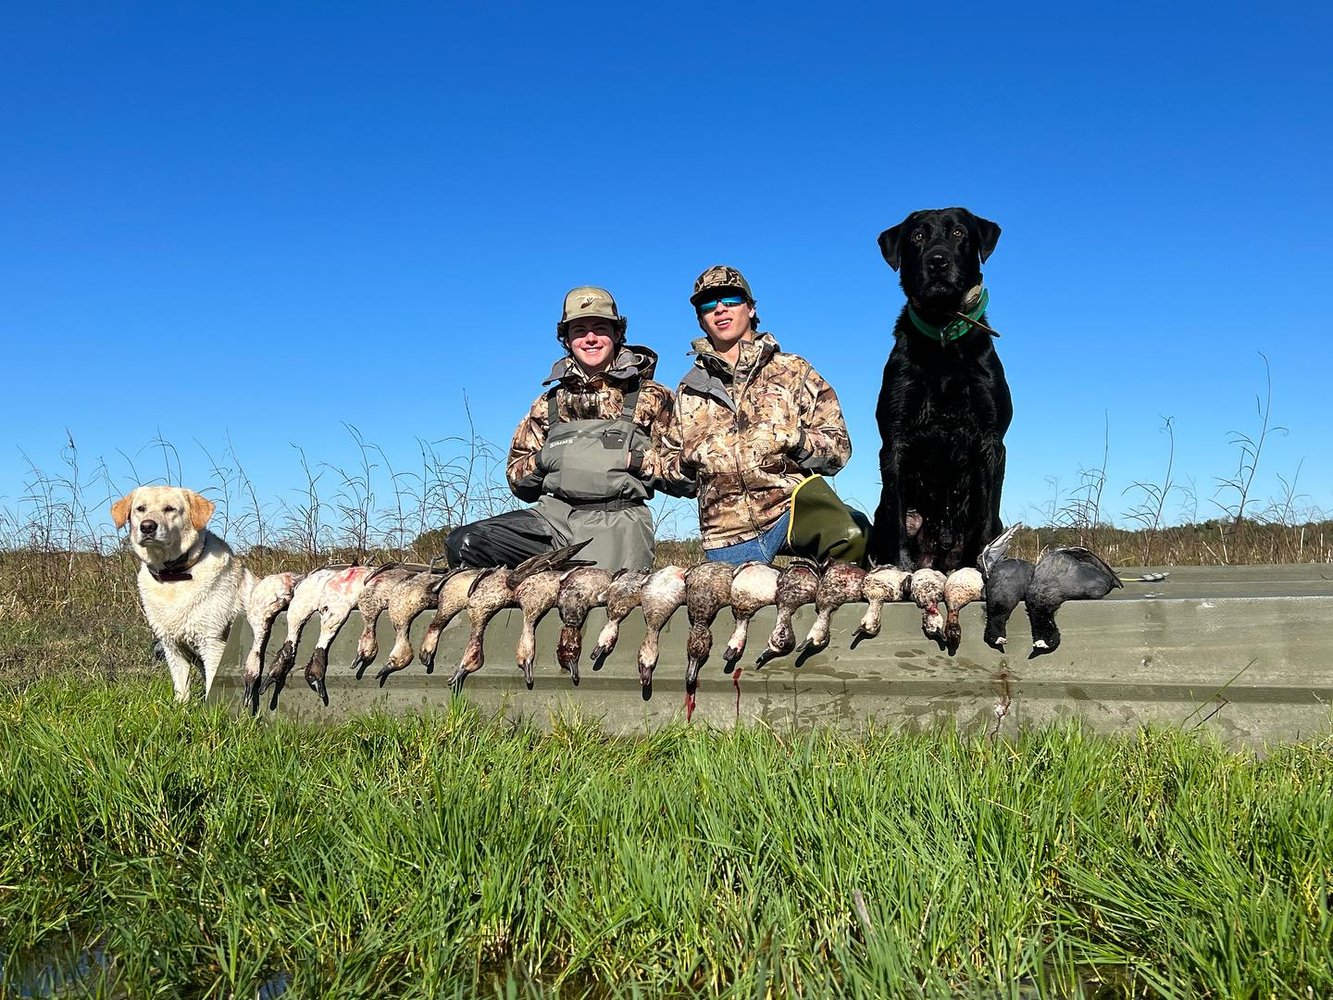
[
  {"xmin": 877, "ymin": 219, "xmax": 910, "ymax": 271},
  {"xmin": 110, "ymin": 491, "xmax": 135, "ymax": 529},
  {"xmin": 186, "ymin": 490, "xmax": 216, "ymax": 531},
  {"xmin": 969, "ymin": 213, "xmax": 1002, "ymax": 264}
]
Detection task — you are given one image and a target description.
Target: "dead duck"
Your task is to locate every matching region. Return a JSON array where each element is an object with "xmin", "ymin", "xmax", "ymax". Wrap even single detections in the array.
[
  {"xmin": 303, "ymin": 565, "xmax": 374, "ymax": 706},
  {"xmin": 978, "ymin": 524, "xmax": 1032, "ymax": 652},
  {"xmin": 404, "ymin": 568, "xmax": 478, "ymax": 681},
  {"xmin": 942, "ymin": 567, "xmax": 985, "ymax": 657},
  {"xmin": 590, "ymin": 568, "xmax": 651, "ymax": 671},
  {"xmin": 554, "ymin": 567, "xmax": 613, "ymax": 686},
  {"xmin": 513, "ymin": 570, "xmax": 564, "ymax": 688},
  {"xmin": 240, "ymin": 570, "xmax": 300, "ymax": 715},
  {"xmin": 910, "ymin": 568, "xmax": 948, "ymax": 651},
  {"xmin": 1026, "ymin": 547, "xmax": 1123, "ymax": 658},
  {"xmin": 795, "ymin": 562, "xmax": 867, "ymax": 668},
  {"xmin": 636, "ymin": 565, "xmax": 688, "ymax": 698},
  {"xmin": 447, "ymin": 542, "xmax": 595, "ymax": 694},
  {"xmin": 370, "ymin": 569, "xmax": 450, "ymax": 685},
  {"xmin": 351, "ymin": 565, "xmax": 419, "ymax": 679},
  {"xmin": 444, "ymin": 568, "xmax": 517, "ymax": 694},
  {"xmin": 755, "ymin": 560, "xmax": 819, "ymax": 668},
  {"xmin": 983, "ymin": 559, "xmax": 1035, "ymax": 652},
  {"xmin": 262, "ymin": 567, "xmax": 341, "ymax": 709},
  {"xmin": 850, "ymin": 567, "xmax": 912, "ymax": 649},
  {"xmin": 722, "ymin": 562, "xmax": 780, "ymax": 672},
  {"xmin": 683, "ymin": 562, "xmax": 737, "ymax": 711}
]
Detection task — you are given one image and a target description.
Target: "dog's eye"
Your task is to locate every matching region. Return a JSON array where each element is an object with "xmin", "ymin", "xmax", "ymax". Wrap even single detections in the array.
[
  {"xmin": 163, "ymin": 506, "xmax": 176, "ymax": 513},
  {"xmin": 952, "ymin": 227, "xmax": 966, "ymax": 239},
  {"xmin": 911, "ymin": 230, "xmax": 925, "ymax": 244},
  {"xmin": 135, "ymin": 505, "xmax": 146, "ymax": 512}
]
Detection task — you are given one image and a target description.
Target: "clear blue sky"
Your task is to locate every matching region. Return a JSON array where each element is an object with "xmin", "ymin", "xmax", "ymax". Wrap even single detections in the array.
[{"xmin": 3, "ymin": 3, "xmax": 1330, "ymax": 544}]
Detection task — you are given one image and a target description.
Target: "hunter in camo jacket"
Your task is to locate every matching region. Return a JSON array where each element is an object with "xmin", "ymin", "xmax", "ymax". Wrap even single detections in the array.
[{"xmin": 659, "ymin": 266, "xmax": 851, "ymax": 560}]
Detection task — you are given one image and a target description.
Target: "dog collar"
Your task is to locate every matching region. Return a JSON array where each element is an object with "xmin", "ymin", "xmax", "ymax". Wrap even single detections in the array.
[
  {"xmin": 149, "ymin": 539, "xmax": 206, "ymax": 583},
  {"xmin": 908, "ymin": 286, "xmax": 991, "ymax": 344}
]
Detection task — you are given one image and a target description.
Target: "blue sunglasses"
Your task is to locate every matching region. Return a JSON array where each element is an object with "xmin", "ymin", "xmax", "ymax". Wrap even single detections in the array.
[{"xmin": 696, "ymin": 296, "xmax": 748, "ymax": 314}]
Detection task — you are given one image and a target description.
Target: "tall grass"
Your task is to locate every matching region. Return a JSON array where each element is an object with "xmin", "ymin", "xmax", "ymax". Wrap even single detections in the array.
[{"xmin": 1, "ymin": 678, "xmax": 1330, "ymax": 997}]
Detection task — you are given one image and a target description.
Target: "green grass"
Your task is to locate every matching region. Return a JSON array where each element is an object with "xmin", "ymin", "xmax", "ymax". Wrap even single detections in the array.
[{"xmin": 1, "ymin": 678, "xmax": 1330, "ymax": 998}]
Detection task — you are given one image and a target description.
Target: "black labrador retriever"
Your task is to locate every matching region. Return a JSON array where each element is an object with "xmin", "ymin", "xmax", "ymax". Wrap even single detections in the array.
[{"xmin": 868, "ymin": 207, "xmax": 1012, "ymax": 572}]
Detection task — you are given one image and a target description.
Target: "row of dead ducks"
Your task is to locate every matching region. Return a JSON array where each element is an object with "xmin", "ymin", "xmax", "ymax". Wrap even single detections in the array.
[{"xmin": 238, "ymin": 525, "xmax": 1125, "ymax": 715}]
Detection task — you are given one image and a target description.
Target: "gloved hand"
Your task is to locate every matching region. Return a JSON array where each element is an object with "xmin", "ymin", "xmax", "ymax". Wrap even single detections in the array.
[{"xmin": 536, "ymin": 442, "xmax": 563, "ymax": 475}]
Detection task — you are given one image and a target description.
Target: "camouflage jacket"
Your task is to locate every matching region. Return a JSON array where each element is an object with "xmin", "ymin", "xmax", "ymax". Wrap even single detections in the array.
[
  {"xmin": 659, "ymin": 333, "xmax": 852, "ymax": 548},
  {"xmin": 507, "ymin": 344, "xmax": 678, "ymax": 501}
]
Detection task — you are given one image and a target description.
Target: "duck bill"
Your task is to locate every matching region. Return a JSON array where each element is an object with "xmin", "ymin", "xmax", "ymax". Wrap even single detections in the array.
[
  {"xmin": 944, "ymin": 614, "xmax": 962, "ymax": 656},
  {"xmin": 304, "ymin": 648, "xmax": 328, "ymax": 693},
  {"xmin": 685, "ymin": 656, "xmax": 704, "ymax": 694},
  {"xmin": 637, "ymin": 657, "xmax": 655, "ymax": 700},
  {"xmin": 351, "ymin": 651, "xmax": 370, "ymax": 679},
  {"xmin": 721, "ymin": 644, "xmax": 742, "ymax": 674},
  {"xmin": 557, "ymin": 626, "xmax": 582, "ymax": 685},
  {"xmin": 265, "ymin": 641, "xmax": 295, "ymax": 690}
]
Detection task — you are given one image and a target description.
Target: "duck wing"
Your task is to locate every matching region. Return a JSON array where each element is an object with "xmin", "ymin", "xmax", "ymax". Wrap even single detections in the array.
[
  {"xmin": 1032, "ymin": 547, "xmax": 1122, "ymax": 604},
  {"xmin": 979, "ymin": 522, "xmax": 1023, "ymax": 579}
]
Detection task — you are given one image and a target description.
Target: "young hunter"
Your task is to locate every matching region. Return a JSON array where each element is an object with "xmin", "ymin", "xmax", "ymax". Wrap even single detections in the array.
[
  {"xmin": 660, "ymin": 265, "xmax": 860, "ymax": 565},
  {"xmin": 444, "ymin": 286, "xmax": 677, "ymax": 571}
]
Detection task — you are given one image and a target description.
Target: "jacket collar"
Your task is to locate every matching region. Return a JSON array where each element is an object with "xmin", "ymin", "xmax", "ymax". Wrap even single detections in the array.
[
  {"xmin": 543, "ymin": 343, "xmax": 658, "ymax": 387},
  {"xmin": 681, "ymin": 333, "xmax": 781, "ymax": 412},
  {"xmin": 688, "ymin": 331, "xmax": 780, "ymax": 379}
]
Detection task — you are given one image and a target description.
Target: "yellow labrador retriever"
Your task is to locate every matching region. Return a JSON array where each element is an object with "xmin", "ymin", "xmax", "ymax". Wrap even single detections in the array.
[{"xmin": 111, "ymin": 486, "xmax": 252, "ymax": 701}]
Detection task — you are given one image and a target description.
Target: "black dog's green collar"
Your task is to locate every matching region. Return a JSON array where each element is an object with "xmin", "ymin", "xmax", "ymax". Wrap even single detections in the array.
[{"xmin": 908, "ymin": 286, "xmax": 990, "ymax": 344}]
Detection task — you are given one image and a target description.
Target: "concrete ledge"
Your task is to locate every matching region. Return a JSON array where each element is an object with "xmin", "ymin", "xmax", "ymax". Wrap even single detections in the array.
[{"xmin": 215, "ymin": 565, "xmax": 1333, "ymax": 746}]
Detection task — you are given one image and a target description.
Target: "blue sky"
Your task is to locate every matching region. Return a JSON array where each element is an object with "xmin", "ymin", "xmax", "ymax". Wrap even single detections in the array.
[{"xmin": 3, "ymin": 3, "xmax": 1330, "ymax": 545}]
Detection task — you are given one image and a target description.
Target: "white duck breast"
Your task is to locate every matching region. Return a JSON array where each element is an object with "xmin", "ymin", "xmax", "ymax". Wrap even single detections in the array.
[
  {"xmin": 636, "ymin": 565, "xmax": 688, "ymax": 697},
  {"xmin": 723, "ymin": 562, "xmax": 780, "ymax": 671},
  {"xmin": 240, "ymin": 570, "xmax": 300, "ymax": 715},
  {"xmin": 263, "ymin": 567, "xmax": 341, "ymax": 709},
  {"xmin": 303, "ymin": 565, "xmax": 374, "ymax": 706}
]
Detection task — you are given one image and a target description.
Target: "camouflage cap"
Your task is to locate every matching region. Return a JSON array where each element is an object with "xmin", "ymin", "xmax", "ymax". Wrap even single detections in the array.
[
  {"xmin": 561, "ymin": 286, "xmax": 622, "ymax": 325},
  {"xmin": 690, "ymin": 265, "xmax": 753, "ymax": 306}
]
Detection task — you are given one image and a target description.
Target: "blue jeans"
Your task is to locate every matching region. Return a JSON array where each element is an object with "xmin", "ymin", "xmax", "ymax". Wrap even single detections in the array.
[{"xmin": 704, "ymin": 511, "xmax": 791, "ymax": 565}]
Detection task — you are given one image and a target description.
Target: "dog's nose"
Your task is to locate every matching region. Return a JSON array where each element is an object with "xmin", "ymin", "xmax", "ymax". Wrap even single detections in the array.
[
  {"xmin": 140, "ymin": 519, "xmax": 158, "ymax": 535},
  {"xmin": 926, "ymin": 250, "xmax": 951, "ymax": 273}
]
